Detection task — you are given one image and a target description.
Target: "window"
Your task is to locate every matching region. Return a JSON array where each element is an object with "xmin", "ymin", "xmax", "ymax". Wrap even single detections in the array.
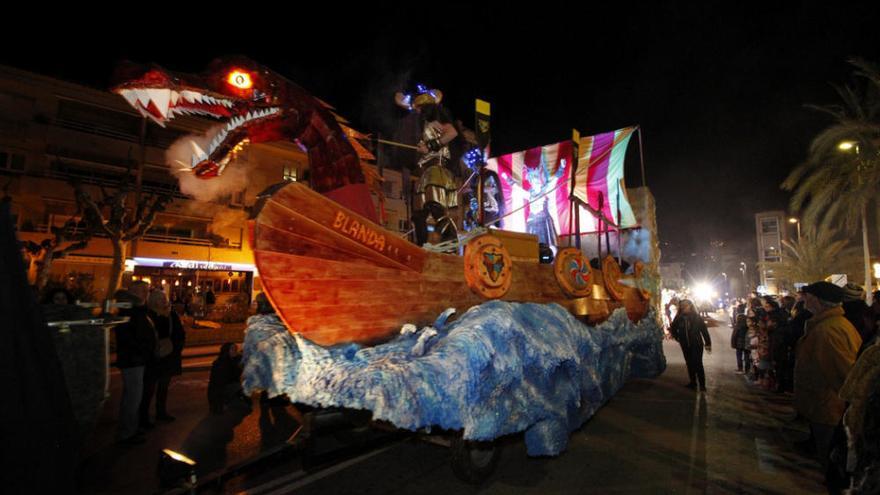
[
  {"xmin": 0, "ymin": 150, "xmax": 25, "ymax": 173},
  {"xmin": 761, "ymin": 219, "xmax": 778, "ymax": 234},
  {"xmin": 763, "ymin": 247, "xmax": 780, "ymax": 259},
  {"xmin": 283, "ymin": 164, "xmax": 298, "ymax": 182},
  {"xmin": 56, "ymin": 99, "xmax": 141, "ymax": 142}
]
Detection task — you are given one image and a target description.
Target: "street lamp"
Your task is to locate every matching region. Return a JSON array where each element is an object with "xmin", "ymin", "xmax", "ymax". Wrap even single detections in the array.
[
  {"xmin": 838, "ymin": 140, "xmax": 872, "ymax": 306},
  {"xmin": 838, "ymin": 140, "xmax": 857, "ymax": 151},
  {"xmin": 788, "ymin": 217, "xmax": 801, "ymax": 240},
  {"xmin": 739, "ymin": 261, "xmax": 748, "ymax": 295}
]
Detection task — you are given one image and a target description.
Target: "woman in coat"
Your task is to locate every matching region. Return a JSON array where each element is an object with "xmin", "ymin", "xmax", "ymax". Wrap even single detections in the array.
[
  {"xmin": 669, "ymin": 299, "xmax": 712, "ymax": 391},
  {"xmin": 144, "ymin": 290, "xmax": 186, "ymax": 423}
]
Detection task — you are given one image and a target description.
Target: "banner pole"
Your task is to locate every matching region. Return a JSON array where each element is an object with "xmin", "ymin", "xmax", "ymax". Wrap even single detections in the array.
[
  {"xmin": 475, "ymin": 99, "xmax": 491, "ymax": 227},
  {"xmin": 637, "ymin": 126, "xmax": 647, "ymax": 188},
  {"xmin": 617, "ymin": 180, "xmax": 623, "ymax": 263},
  {"xmin": 597, "ymin": 192, "xmax": 603, "ymax": 258},
  {"xmin": 570, "ymin": 129, "xmax": 580, "ymax": 250}
]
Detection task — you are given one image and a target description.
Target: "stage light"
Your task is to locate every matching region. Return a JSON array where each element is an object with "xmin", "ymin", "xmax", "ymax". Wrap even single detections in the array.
[
  {"xmin": 693, "ymin": 282, "xmax": 713, "ymax": 302},
  {"xmin": 157, "ymin": 449, "xmax": 197, "ymax": 489}
]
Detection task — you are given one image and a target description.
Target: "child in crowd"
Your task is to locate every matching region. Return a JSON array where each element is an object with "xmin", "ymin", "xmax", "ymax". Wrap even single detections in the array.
[{"xmin": 746, "ymin": 317, "xmax": 760, "ymax": 382}]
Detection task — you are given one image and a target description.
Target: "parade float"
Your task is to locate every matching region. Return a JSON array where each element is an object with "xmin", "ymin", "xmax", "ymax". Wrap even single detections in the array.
[{"xmin": 114, "ymin": 56, "xmax": 665, "ymax": 482}]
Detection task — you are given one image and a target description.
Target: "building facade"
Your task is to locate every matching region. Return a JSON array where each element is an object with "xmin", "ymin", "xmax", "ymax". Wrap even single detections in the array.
[
  {"xmin": 754, "ymin": 210, "xmax": 789, "ymax": 294},
  {"xmin": 0, "ymin": 64, "xmax": 410, "ymax": 308}
]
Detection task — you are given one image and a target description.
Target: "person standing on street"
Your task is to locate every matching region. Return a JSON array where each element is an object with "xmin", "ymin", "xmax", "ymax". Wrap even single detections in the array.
[
  {"xmin": 795, "ymin": 281, "xmax": 862, "ymax": 483},
  {"xmin": 114, "ymin": 281, "xmax": 157, "ymax": 444},
  {"xmin": 670, "ymin": 299, "xmax": 712, "ymax": 391},
  {"xmin": 143, "ymin": 289, "xmax": 186, "ymax": 423}
]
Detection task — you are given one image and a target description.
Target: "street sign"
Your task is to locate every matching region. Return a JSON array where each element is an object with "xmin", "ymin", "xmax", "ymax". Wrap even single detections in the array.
[{"xmin": 827, "ymin": 274, "xmax": 847, "ymax": 287}]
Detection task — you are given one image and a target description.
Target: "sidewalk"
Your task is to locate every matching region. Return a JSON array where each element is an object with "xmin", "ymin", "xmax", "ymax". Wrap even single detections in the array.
[
  {"xmin": 108, "ymin": 321, "xmax": 246, "ymax": 353},
  {"xmin": 77, "ymin": 369, "xmax": 304, "ymax": 494},
  {"xmin": 110, "ymin": 344, "xmax": 227, "ymax": 374}
]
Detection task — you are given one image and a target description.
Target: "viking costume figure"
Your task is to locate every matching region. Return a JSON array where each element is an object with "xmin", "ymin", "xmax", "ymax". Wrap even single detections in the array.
[
  {"xmin": 524, "ymin": 156, "xmax": 566, "ymax": 250},
  {"xmin": 396, "ymin": 86, "xmax": 460, "ymax": 246}
]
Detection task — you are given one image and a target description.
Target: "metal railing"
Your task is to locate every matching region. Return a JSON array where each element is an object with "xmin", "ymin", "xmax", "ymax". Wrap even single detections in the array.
[{"xmin": 26, "ymin": 215, "xmax": 243, "ymax": 249}]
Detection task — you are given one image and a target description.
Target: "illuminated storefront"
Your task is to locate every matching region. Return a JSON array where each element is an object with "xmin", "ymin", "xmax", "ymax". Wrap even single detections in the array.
[{"xmin": 128, "ymin": 257, "xmax": 258, "ymax": 307}]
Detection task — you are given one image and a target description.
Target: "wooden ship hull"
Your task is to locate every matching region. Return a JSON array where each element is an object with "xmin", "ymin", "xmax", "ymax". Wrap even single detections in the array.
[{"xmin": 250, "ymin": 181, "xmax": 651, "ymax": 346}]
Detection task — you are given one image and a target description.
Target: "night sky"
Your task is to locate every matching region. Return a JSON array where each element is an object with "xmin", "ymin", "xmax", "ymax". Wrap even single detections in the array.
[{"xmin": 3, "ymin": 2, "xmax": 879, "ymax": 261}]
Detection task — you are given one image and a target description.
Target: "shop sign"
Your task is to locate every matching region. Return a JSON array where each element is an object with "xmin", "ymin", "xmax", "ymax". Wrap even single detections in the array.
[{"xmin": 163, "ymin": 261, "xmax": 234, "ymax": 271}]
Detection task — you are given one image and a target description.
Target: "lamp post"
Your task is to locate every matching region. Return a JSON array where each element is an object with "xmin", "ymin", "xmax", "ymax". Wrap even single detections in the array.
[
  {"xmin": 720, "ymin": 271, "xmax": 729, "ymax": 301},
  {"xmin": 838, "ymin": 140, "xmax": 872, "ymax": 306},
  {"xmin": 788, "ymin": 217, "xmax": 801, "ymax": 241},
  {"xmin": 739, "ymin": 261, "xmax": 748, "ymax": 296}
]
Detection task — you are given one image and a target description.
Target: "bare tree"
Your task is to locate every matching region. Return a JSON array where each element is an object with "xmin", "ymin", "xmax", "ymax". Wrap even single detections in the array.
[
  {"xmin": 2, "ymin": 179, "xmax": 91, "ymax": 292},
  {"xmin": 22, "ymin": 213, "xmax": 92, "ymax": 291},
  {"xmin": 73, "ymin": 180, "xmax": 170, "ymax": 300}
]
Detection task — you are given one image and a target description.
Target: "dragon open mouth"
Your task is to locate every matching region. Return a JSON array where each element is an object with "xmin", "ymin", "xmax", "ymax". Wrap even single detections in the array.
[{"xmin": 116, "ymin": 87, "xmax": 281, "ymax": 178}]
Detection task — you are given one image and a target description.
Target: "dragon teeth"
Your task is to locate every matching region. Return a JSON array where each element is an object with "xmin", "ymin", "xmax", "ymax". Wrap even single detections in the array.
[{"xmin": 180, "ymin": 90, "xmax": 199, "ymax": 103}]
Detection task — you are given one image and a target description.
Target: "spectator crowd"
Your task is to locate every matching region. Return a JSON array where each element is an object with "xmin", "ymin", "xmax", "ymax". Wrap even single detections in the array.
[{"xmin": 727, "ymin": 282, "xmax": 880, "ymax": 494}]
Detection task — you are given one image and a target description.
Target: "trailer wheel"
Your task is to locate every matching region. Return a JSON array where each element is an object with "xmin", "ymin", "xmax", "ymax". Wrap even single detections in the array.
[{"xmin": 450, "ymin": 437, "xmax": 500, "ymax": 484}]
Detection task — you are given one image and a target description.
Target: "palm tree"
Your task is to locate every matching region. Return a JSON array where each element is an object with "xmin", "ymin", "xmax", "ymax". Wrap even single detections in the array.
[
  {"xmin": 758, "ymin": 225, "xmax": 862, "ymax": 292},
  {"xmin": 782, "ymin": 58, "xmax": 880, "ymax": 302}
]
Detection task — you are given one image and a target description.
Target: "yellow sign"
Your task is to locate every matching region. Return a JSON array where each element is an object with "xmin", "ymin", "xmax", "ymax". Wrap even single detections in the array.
[{"xmin": 476, "ymin": 99, "xmax": 491, "ymax": 116}]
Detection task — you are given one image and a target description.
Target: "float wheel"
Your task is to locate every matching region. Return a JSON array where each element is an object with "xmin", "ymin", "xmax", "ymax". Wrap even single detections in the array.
[{"xmin": 450, "ymin": 436, "xmax": 501, "ymax": 485}]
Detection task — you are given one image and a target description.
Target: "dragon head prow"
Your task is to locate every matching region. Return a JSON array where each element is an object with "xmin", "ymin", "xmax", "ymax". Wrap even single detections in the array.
[{"xmin": 112, "ymin": 56, "xmax": 299, "ymax": 179}]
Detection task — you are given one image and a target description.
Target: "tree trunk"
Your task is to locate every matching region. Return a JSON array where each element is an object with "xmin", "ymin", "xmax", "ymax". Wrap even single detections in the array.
[
  {"xmin": 106, "ymin": 237, "xmax": 127, "ymax": 302},
  {"xmin": 862, "ymin": 205, "xmax": 873, "ymax": 306},
  {"xmin": 35, "ymin": 250, "xmax": 53, "ymax": 291}
]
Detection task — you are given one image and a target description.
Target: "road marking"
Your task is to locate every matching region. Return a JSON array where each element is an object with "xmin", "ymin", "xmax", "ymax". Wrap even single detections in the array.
[{"xmin": 242, "ymin": 442, "xmax": 402, "ymax": 495}]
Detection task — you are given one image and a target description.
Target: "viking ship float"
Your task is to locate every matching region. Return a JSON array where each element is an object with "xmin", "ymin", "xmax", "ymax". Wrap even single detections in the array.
[
  {"xmin": 250, "ymin": 180, "xmax": 650, "ymax": 345},
  {"xmin": 113, "ymin": 57, "xmax": 652, "ymax": 346}
]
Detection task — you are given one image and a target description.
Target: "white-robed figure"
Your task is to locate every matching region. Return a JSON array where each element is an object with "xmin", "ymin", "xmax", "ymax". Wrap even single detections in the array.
[
  {"xmin": 506, "ymin": 155, "xmax": 566, "ymax": 251},
  {"xmin": 395, "ymin": 86, "xmax": 460, "ymax": 246},
  {"xmin": 525, "ymin": 156, "xmax": 566, "ymax": 250}
]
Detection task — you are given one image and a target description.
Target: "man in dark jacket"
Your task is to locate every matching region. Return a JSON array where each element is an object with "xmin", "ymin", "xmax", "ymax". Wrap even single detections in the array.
[
  {"xmin": 114, "ymin": 281, "xmax": 157, "ymax": 444},
  {"xmin": 670, "ymin": 299, "xmax": 712, "ymax": 391}
]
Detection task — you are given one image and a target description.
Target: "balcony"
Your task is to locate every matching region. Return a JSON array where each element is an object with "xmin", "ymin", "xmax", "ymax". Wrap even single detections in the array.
[{"xmin": 22, "ymin": 215, "xmax": 243, "ymax": 250}]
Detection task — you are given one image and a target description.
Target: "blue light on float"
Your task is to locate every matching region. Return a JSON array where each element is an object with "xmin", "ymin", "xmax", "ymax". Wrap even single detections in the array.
[{"xmin": 463, "ymin": 147, "xmax": 484, "ymax": 170}]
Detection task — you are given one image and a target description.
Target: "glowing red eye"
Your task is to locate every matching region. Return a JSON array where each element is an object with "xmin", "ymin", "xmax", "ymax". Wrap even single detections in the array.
[{"xmin": 227, "ymin": 70, "xmax": 253, "ymax": 89}]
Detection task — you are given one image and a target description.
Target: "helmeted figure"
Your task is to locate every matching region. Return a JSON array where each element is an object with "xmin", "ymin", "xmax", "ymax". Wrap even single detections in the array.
[{"xmin": 395, "ymin": 86, "xmax": 460, "ymax": 246}]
